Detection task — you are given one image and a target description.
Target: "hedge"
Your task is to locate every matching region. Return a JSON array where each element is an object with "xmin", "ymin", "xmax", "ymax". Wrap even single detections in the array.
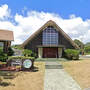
[
  {"xmin": 8, "ymin": 56, "xmax": 35, "ymax": 61},
  {"xmin": 65, "ymin": 49, "xmax": 79, "ymax": 60}
]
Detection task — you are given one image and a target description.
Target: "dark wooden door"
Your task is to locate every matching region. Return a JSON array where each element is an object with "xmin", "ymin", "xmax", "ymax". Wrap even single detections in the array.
[{"xmin": 43, "ymin": 47, "xmax": 58, "ymax": 58}]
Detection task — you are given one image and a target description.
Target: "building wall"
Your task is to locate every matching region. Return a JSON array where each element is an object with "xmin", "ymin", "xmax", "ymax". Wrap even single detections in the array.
[
  {"xmin": 24, "ymin": 31, "xmax": 42, "ymax": 54},
  {"xmin": 58, "ymin": 33, "xmax": 74, "ymax": 49}
]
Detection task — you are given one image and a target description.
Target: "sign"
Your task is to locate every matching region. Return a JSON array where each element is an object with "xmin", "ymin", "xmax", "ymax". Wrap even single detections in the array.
[
  {"xmin": 23, "ymin": 59, "xmax": 32, "ymax": 69},
  {"xmin": 11, "ymin": 59, "xmax": 22, "ymax": 66}
]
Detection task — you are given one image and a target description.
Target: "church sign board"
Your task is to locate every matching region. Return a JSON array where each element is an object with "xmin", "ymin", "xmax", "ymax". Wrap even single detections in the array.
[{"xmin": 7, "ymin": 57, "xmax": 34, "ymax": 71}]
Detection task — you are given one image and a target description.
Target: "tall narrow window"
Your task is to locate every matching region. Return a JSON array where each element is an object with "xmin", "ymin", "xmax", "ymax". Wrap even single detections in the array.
[{"xmin": 43, "ymin": 26, "xmax": 58, "ymax": 45}]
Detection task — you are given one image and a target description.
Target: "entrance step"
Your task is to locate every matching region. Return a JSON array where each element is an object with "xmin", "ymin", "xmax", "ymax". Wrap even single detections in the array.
[
  {"xmin": 45, "ymin": 61, "xmax": 63, "ymax": 69},
  {"xmin": 45, "ymin": 65, "xmax": 63, "ymax": 69}
]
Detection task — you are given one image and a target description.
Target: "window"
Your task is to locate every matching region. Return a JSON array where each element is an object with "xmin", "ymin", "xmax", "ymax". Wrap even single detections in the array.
[{"xmin": 43, "ymin": 26, "xmax": 58, "ymax": 45}]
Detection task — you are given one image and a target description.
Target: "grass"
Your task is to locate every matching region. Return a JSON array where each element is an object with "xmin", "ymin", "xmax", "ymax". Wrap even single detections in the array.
[
  {"xmin": 61, "ymin": 59, "xmax": 90, "ymax": 89},
  {"xmin": 84, "ymin": 52, "xmax": 90, "ymax": 55},
  {"xmin": 0, "ymin": 62, "xmax": 45, "ymax": 90}
]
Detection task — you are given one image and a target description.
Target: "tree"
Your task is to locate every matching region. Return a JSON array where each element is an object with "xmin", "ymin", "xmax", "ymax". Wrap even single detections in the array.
[
  {"xmin": 84, "ymin": 46, "xmax": 90, "ymax": 53},
  {"xmin": 85, "ymin": 42, "xmax": 90, "ymax": 47},
  {"xmin": 84, "ymin": 42, "xmax": 90, "ymax": 54},
  {"xmin": 74, "ymin": 39, "xmax": 84, "ymax": 49}
]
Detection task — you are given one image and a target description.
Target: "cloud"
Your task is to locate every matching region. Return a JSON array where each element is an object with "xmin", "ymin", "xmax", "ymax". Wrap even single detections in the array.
[
  {"xmin": 0, "ymin": 4, "xmax": 90, "ymax": 44},
  {"xmin": 0, "ymin": 4, "xmax": 11, "ymax": 19}
]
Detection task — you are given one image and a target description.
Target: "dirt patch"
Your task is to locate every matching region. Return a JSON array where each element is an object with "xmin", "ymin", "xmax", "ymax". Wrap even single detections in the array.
[
  {"xmin": 62, "ymin": 60, "xmax": 90, "ymax": 89},
  {"xmin": 0, "ymin": 62, "xmax": 45, "ymax": 90}
]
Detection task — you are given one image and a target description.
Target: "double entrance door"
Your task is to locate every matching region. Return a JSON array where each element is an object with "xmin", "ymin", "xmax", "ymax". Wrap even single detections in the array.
[{"xmin": 43, "ymin": 47, "xmax": 58, "ymax": 58}]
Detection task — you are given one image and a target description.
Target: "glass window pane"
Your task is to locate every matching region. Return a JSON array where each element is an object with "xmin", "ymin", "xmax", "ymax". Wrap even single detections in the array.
[{"xmin": 43, "ymin": 26, "xmax": 59, "ymax": 45}]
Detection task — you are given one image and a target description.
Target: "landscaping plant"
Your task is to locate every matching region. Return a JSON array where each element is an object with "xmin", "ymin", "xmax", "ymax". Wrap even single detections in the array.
[
  {"xmin": 0, "ymin": 50, "xmax": 8, "ymax": 62},
  {"xmin": 7, "ymin": 47, "xmax": 14, "ymax": 56},
  {"xmin": 65, "ymin": 49, "xmax": 79, "ymax": 60},
  {"xmin": 22, "ymin": 49, "xmax": 32, "ymax": 57}
]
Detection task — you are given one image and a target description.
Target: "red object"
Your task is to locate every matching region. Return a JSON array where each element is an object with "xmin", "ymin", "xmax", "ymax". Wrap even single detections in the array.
[
  {"xmin": 0, "ymin": 66, "xmax": 20, "ymax": 71},
  {"xmin": 43, "ymin": 47, "xmax": 58, "ymax": 58}
]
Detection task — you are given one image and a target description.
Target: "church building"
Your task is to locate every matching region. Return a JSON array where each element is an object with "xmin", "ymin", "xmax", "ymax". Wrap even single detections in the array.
[{"xmin": 22, "ymin": 20, "xmax": 79, "ymax": 58}]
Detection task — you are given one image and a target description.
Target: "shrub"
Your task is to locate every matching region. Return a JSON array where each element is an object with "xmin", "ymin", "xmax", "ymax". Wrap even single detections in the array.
[
  {"xmin": 22, "ymin": 49, "xmax": 32, "ymax": 57},
  {"xmin": 7, "ymin": 47, "xmax": 14, "ymax": 56},
  {"xmin": 8, "ymin": 56, "xmax": 35, "ymax": 61},
  {"xmin": 12, "ymin": 45, "xmax": 23, "ymax": 50},
  {"xmin": 31, "ymin": 52, "xmax": 37, "ymax": 58},
  {"xmin": 0, "ymin": 50, "xmax": 8, "ymax": 62},
  {"xmin": 65, "ymin": 49, "xmax": 79, "ymax": 60}
]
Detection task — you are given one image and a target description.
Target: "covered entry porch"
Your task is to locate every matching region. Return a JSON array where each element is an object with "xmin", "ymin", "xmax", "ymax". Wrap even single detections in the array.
[
  {"xmin": 0, "ymin": 30, "xmax": 14, "ymax": 53},
  {"xmin": 0, "ymin": 41, "xmax": 11, "ymax": 53},
  {"xmin": 38, "ymin": 45, "xmax": 64, "ymax": 58}
]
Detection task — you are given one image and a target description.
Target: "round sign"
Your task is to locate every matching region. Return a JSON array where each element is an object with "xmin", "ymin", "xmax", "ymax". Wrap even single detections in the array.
[{"xmin": 23, "ymin": 59, "xmax": 32, "ymax": 68}]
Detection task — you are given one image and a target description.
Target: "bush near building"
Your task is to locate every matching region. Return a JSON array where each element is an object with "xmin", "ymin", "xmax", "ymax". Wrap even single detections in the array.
[
  {"xmin": 0, "ymin": 50, "xmax": 8, "ymax": 62},
  {"xmin": 7, "ymin": 47, "xmax": 14, "ymax": 56},
  {"xmin": 22, "ymin": 49, "xmax": 32, "ymax": 57},
  {"xmin": 0, "ymin": 47, "xmax": 14, "ymax": 62},
  {"xmin": 65, "ymin": 49, "xmax": 79, "ymax": 60},
  {"xmin": 22, "ymin": 49, "xmax": 37, "ymax": 58}
]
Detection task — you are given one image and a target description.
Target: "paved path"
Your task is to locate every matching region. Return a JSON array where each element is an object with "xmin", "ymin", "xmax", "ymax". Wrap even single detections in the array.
[
  {"xmin": 79, "ymin": 55, "xmax": 90, "ymax": 59},
  {"xmin": 44, "ymin": 61, "xmax": 81, "ymax": 90}
]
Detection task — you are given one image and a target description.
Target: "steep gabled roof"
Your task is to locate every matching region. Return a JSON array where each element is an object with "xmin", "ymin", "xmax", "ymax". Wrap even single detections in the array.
[
  {"xmin": 0, "ymin": 29, "xmax": 14, "ymax": 41},
  {"xmin": 21, "ymin": 20, "xmax": 79, "ymax": 49}
]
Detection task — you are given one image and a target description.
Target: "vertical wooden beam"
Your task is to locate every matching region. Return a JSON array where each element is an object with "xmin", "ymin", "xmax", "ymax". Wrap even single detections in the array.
[
  {"xmin": 7, "ymin": 41, "xmax": 11, "ymax": 47},
  {"xmin": 3, "ymin": 41, "xmax": 11, "ymax": 53},
  {"xmin": 3, "ymin": 41, "xmax": 7, "ymax": 53}
]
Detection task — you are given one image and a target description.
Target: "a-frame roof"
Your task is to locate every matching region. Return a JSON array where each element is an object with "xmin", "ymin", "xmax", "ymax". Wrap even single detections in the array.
[{"xmin": 21, "ymin": 20, "xmax": 79, "ymax": 49}]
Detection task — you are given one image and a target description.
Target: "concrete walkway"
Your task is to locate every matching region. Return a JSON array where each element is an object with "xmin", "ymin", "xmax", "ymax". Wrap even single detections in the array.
[
  {"xmin": 79, "ymin": 55, "xmax": 90, "ymax": 59},
  {"xmin": 44, "ymin": 61, "xmax": 81, "ymax": 90}
]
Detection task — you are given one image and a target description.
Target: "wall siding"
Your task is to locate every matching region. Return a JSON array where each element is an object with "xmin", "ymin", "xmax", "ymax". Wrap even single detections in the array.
[
  {"xmin": 24, "ymin": 31, "xmax": 42, "ymax": 54},
  {"xmin": 58, "ymin": 33, "xmax": 74, "ymax": 49}
]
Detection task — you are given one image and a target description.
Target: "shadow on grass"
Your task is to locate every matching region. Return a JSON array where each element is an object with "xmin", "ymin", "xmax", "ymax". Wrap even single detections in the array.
[
  {"xmin": 32, "ymin": 66, "xmax": 39, "ymax": 72},
  {"xmin": 0, "ymin": 71, "xmax": 17, "ymax": 79},
  {"xmin": 0, "ymin": 82, "xmax": 15, "ymax": 87},
  {"xmin": 0, "ymin": 71, "xmax": 17, "ymax": 87}
]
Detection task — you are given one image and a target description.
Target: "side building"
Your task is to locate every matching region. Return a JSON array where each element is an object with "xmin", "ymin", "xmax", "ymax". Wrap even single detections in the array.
[{"xmin": 0, "ymin": 30, "xmax": 14, "ymax": 53}]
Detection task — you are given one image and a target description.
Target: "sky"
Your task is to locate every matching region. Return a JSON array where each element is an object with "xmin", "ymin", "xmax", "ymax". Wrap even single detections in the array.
[{"xmin": 0, "ymin": 0, "xmax": 90, "ymax": 44}]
